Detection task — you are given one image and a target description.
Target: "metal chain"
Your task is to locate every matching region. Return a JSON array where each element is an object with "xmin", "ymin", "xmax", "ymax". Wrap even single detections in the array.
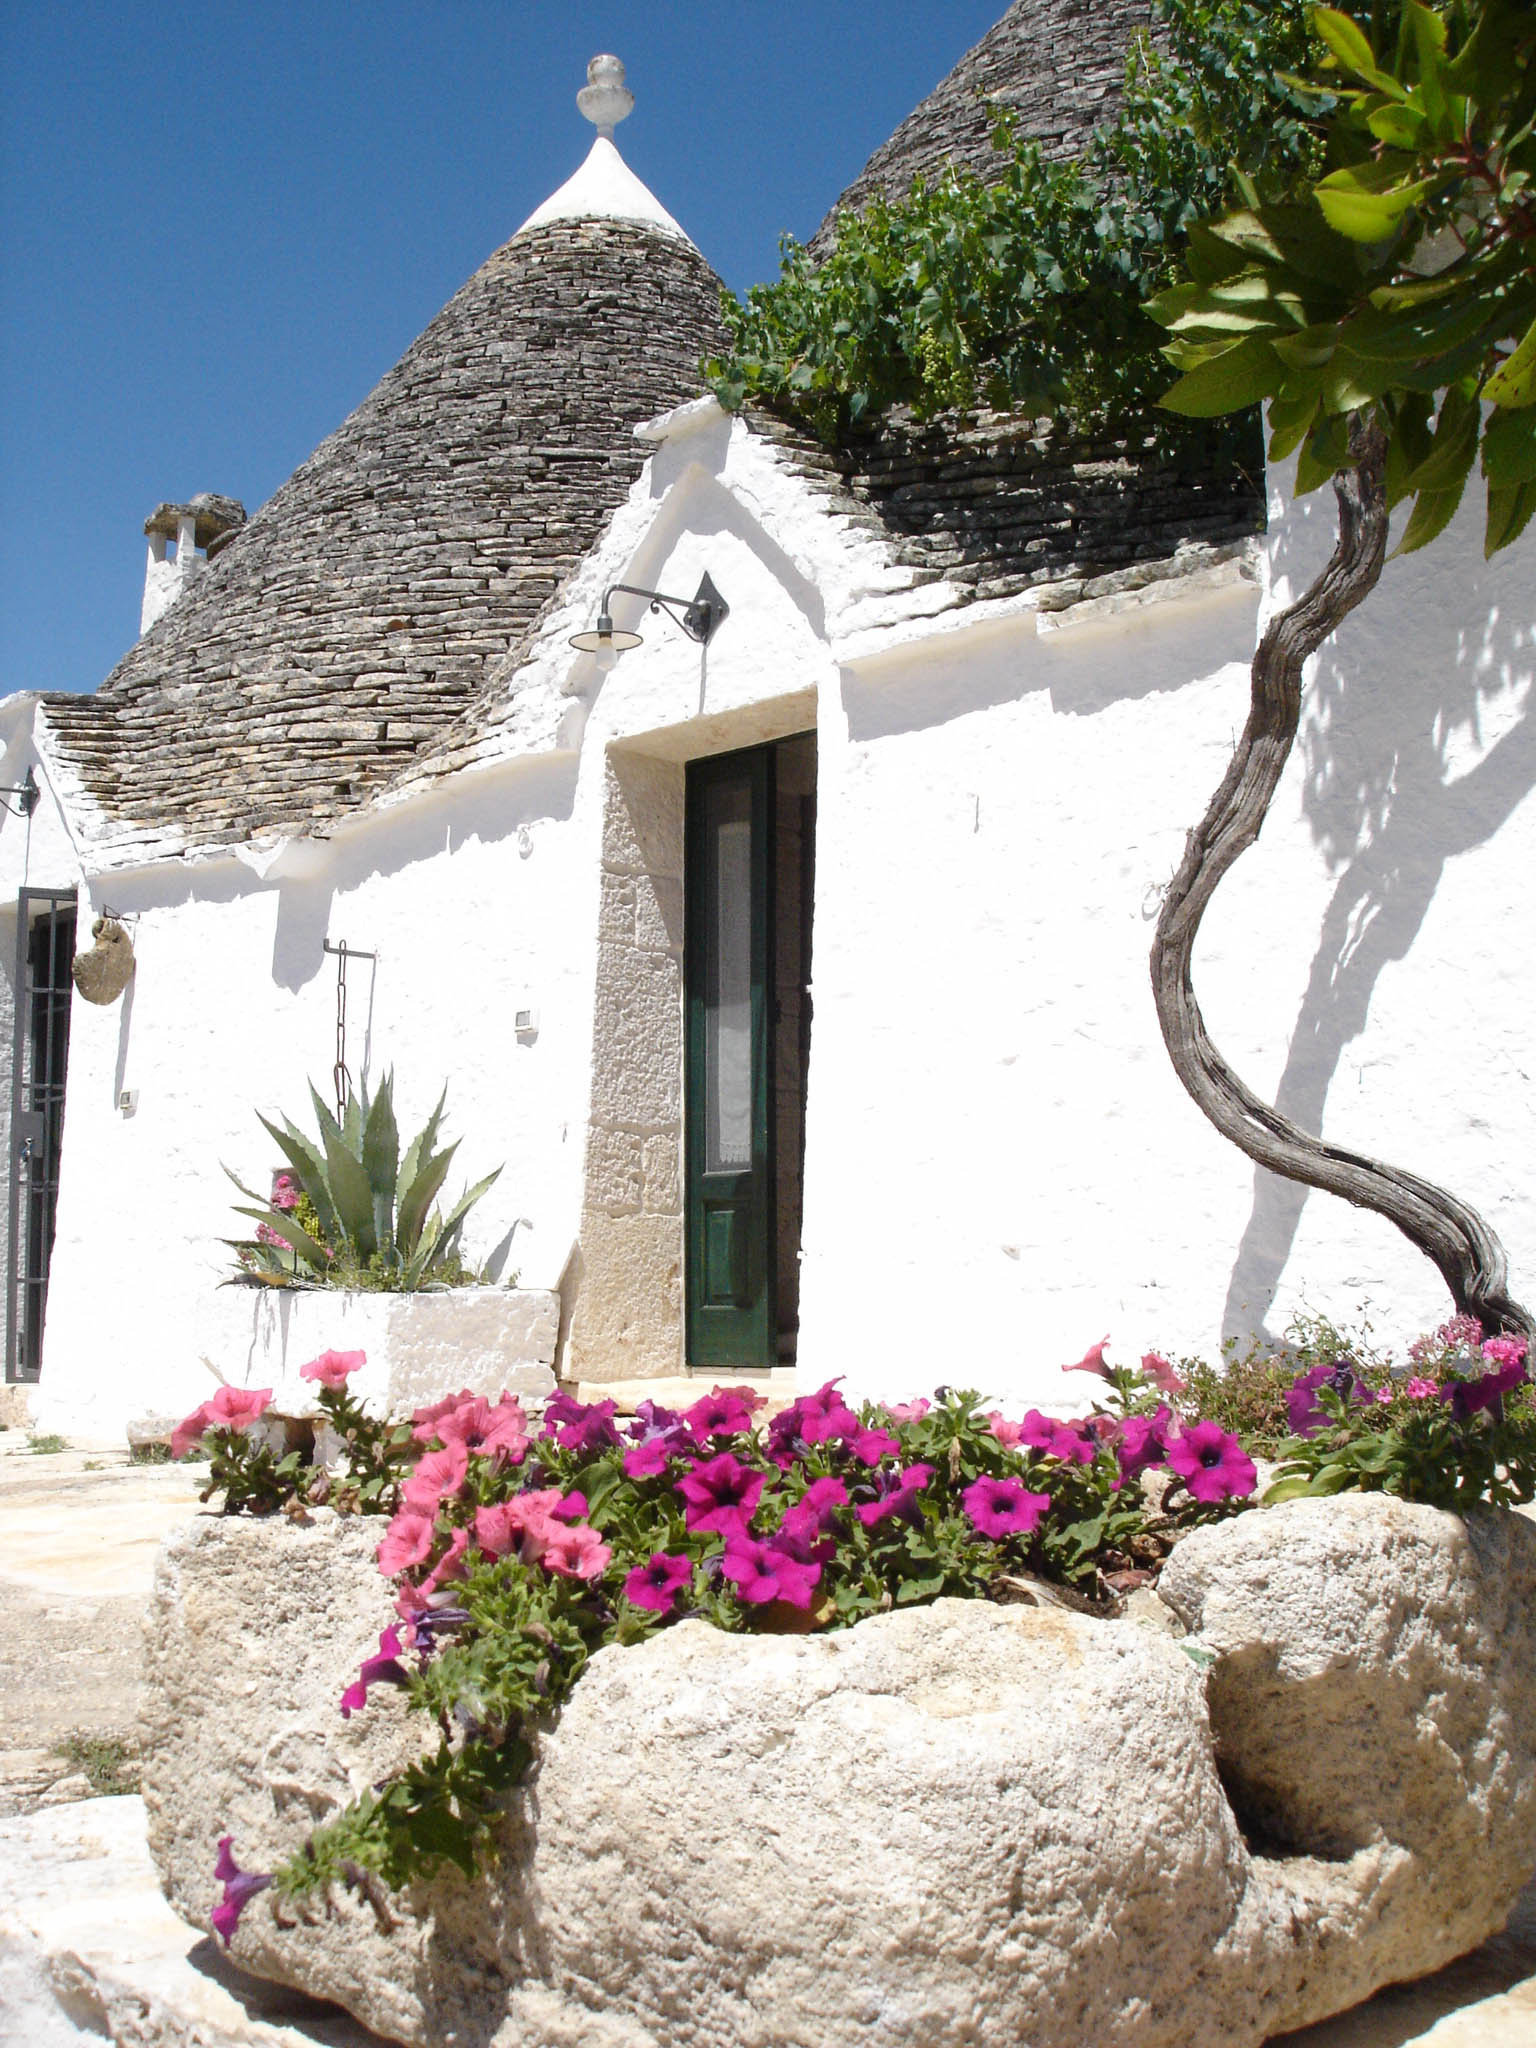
[{"xmin": 333, "ymin": 940, "xmax": 350, "ymax": 1122}]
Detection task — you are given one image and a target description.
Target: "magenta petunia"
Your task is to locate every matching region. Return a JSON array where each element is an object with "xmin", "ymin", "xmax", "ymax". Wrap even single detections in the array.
[
  {"xmin": 541, "ymin": 1392, "xmax": 622, "ymax": 1452},
  {"xmin": 1164, "ymin": 1421, "xmax": 1257, "ymax": 1503},
  {"xmin": 675, "ymin": 1452, "xmax": 764, "ymax": 1534},
  {"xmin": 623, "ymin": 1551, "xmax": 693, "ymax": 1612},
  {"xmin": 721, "ymin": 1535, "xmax": 822, "ymax": 1609},
  {"xmin": 855, "ymin": 1461, "xmax": 933, "ymax": 1528},
  {"xmin": 1019, "ymin": 1410, "xmax": 1096, "ymax": 1466},
  {"xmin": 1447, "ymin": 1341, "xmax": 1529, "ymax": 1419},
  {"xmin": 962, "ymin": 1474, "xmax": 1051, "ymax": 1539},
  {"xmin": 845, "ymin": 1424, "xmax": 899, "ymax": 1467},
  {"xmin": 783, "ymin": 1380, "xmax": 861, "ymax": 1445},
  {"xmin": 684, "ymin": 1386, "xmax": 763, "ymax": 1438},
  {"xmin": 339, "ymin": 1625, "xmax": 410, "ymax": 1718},
  {"xmin": 299, "ymin": 1348, "xmax": 367, "ymax": 1389},
  {"xmin": 623, "ymin": 1438, "xmax": 672, "ymax": 1480},
  {"xmin": 1116, "ymin": 1406, "xmax": 1171, "ymax": 1479},
  {"xmin": 211, "ymin": 1837, "xmax": 272, "ymax": 1947}
]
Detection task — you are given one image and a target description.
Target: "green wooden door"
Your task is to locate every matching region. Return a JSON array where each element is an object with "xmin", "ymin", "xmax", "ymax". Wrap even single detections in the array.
[{"xmin": 685, "ymin": 745, "xmax": 775, "ymax": 1369}]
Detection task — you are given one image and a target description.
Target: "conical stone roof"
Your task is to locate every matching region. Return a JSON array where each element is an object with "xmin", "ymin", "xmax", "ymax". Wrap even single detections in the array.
[
  {"xmin": 46, "ymin": 89, "xmax": 724, "ymax": 857},
  {"xmin": 812, "ymin": 0, "xmax": 1150, "ymax": 247}
]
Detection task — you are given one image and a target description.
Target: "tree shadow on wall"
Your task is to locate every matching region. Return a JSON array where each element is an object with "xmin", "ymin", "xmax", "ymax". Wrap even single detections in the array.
[{"xmin": 1221, "ymin": 528, "xmax": 1536, "ymax": 1343}]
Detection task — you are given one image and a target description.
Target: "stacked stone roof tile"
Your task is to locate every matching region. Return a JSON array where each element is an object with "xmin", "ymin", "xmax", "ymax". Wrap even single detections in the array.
[
  {"xmin": 810, "ymin": 0, "xmax": 1152, "ymax": 249},
  {"xmin": 43, "ymin": 216, "xmax": 724, "ymax": 851}
]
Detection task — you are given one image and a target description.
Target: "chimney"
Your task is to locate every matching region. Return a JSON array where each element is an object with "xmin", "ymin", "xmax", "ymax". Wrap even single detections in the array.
[{"xmin": 141, "ymin": 492, "xmax": 246, "ymax": 634}]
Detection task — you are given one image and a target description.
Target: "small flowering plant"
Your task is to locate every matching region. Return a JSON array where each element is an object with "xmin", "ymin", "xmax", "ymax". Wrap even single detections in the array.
[
  {"xmin": 198, "ymin": 1358, "xmax": 1259, "ymax": 1930},
  {"xmin": 1266, "ymin": 1317, "xmax": 1536, "ymax": 1511},
  {"xmin": 174, "ymin": 1350, "xmax": 417, "ymax": 1516}
]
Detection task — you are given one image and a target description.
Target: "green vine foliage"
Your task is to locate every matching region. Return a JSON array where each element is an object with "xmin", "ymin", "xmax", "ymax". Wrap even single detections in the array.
[
  {"xmin": 704, "ymin": 0, "xmax": 1328, "ymax": 440},
  {"xmin": 1151, "ymin": 1, "xmax": 1536, "ymax": 556}
]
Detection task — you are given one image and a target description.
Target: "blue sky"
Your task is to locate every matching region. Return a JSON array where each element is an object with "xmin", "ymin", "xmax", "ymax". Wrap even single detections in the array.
[{"xmin": 1, "ymin": 1, "xmax": 1007, "ymax": 698}]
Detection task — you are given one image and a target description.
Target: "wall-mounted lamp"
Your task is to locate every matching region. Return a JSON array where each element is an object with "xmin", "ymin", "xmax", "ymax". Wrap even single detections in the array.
[
  {"xmin": 570, "ymin": 573, "xmax": 729, "ymax": 665},
  {"xmin": 0, "ymin": 768, "xmax": 40, "ymax": 819}
]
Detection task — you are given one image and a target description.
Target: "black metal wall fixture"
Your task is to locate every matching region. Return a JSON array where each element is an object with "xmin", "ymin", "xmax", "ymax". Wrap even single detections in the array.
[{"xmin": 6, "ymin": 889, "xmax": 77, "ymax": 1384}]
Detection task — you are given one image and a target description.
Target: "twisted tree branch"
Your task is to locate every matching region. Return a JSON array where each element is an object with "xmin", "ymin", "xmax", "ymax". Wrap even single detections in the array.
[{"xmin": 1150, "ymin": 415, "xmax": 1531, "ymax": 1340}]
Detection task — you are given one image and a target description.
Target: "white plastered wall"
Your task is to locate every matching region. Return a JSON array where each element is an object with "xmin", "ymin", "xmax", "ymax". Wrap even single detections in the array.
[{"xmin": 9, "ymin": 416, "xmax": 1535, "ymax": 1437}]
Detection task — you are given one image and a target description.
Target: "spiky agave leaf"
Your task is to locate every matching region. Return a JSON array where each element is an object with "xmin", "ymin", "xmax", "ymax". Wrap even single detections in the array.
[
  {"xmin": 402, "ymin": 1167, "xmax": 502, "ymax": 1286},
  {"xmin": 395, "ymin": 1142, "xmax": 458, "ymax": 1259},
  {"xmin": 397, "ymin": 1086, "xmax": 448, "ymax": 1209},
  {"xmin": 361, "ymin": 1073, "xmax": 401, "ymax": 1264},
  {"xmin": 320, "ymin": 1124, "xmax": 378, "ymax": 1260}
]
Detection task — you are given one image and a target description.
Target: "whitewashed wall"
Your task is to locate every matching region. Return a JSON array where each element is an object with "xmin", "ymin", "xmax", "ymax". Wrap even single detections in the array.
[{"xmin": 8, "ymin": 425, "xmax": 1534, "ymax": 1440}]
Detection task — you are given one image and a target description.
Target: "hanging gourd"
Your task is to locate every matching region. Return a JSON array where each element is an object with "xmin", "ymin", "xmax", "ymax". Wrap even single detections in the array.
[{"xmin": 71, "ymin": 917, "xmax": 136, "ymax": 1005}]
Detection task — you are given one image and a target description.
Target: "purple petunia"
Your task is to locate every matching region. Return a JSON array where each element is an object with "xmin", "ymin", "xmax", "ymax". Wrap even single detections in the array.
[
  {"xmin": 961, "ymin": 1474, "xmax": 1051, "ymax": 1539},
  {"xmin": 623, "ymin": 1551, "xmax": 693, "ymax": 1613},
  {"xmin": 211, "ymin": 1836, "xmax": 272, "ymax": 1947},
  {"xmin": 1285, "ymin": 1360, "xmax": 1372, "ymax": 1438},
  {"xmin": 855, "ymin": 1461, "xmax": 934, "ymax": 1528},
  {"xmin": 1164, "ymin": 1421, "xmax": 1256, "ymax": 1503},
  {"xmin": 675, "ymin": 1452, "xmax": 764, "ymax": 1534},
  {"xmin": 339, "ymin": 1626, "xmax": 411, "ymax": 1719},
  {"xmin": 844, "ymin": 1424, "xmax": 899, "ymax": 1467}
]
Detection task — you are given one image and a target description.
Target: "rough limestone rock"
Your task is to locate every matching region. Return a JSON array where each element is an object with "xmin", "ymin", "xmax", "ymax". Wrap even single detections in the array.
[{"xmin": 142, "ymin": 1497, "xmax": 1536, "ymax": 2048}]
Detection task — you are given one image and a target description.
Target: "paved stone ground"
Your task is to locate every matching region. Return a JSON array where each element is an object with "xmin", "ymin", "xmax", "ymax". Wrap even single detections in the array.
[{"xmin": 1, "ymin": 1421, "xmax": 1534, "ymax": 2045}]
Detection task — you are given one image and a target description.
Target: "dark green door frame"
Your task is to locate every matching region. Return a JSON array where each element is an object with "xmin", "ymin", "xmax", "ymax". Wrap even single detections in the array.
[{"xmin": 684, "ymin": 745, "xmax": 776, "ymax": 1370}]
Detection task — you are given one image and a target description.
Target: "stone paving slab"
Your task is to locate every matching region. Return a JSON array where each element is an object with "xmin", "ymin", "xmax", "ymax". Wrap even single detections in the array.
[{"xmin": 0, "ymin": 1796, "xmax": 384, "ymax": 2046}]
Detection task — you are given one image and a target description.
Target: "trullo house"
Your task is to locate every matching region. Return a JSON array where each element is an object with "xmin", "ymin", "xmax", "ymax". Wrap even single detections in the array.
[{"xmin": 1, "ymin": 5, "xmax": 1532, "ymax": 1445}]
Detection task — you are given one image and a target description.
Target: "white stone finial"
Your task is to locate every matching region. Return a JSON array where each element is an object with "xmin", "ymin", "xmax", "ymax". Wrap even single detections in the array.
[{"xmin": 577, "ymin": 54, "xmax": 633, "ymax": 138}]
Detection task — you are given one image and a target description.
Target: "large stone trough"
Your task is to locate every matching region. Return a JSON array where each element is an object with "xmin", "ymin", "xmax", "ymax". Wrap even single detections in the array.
[{"xmin": 140, "ymin": 1495, "xmax": 1536, "ymax": 2047}]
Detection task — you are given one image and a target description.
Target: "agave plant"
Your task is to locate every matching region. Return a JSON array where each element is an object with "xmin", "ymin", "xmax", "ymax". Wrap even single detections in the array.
[{"xmin": 227, "ymin": 1073, "xmax": 501, "ymax": 1289}]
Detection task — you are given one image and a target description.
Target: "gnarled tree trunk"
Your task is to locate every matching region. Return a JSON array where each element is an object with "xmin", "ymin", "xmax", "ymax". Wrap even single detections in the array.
[{"xmin": 1150, "ymin": 415, "xmax": 1531, "ymax": 1341}]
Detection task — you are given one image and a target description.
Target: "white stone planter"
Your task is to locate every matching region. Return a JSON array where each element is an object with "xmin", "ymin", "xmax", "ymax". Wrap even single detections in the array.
[
  {"xmin": 142, "ymin": 1495, "xmax": 1536, "ymax": 2048},
  {"xmin": 194, "ymin": 1284, "xmax": 559, "ymax": 1417}
]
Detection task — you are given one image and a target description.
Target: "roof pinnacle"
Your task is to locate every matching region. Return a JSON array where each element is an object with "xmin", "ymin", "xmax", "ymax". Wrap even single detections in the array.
[{"xmin": 577, "ymin": 54, "xmax": 634, "ymax": 139}]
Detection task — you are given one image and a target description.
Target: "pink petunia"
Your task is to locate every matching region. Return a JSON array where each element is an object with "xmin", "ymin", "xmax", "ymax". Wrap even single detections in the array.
[
  {"xmin": 1165, "ymin": 1421, "xmax": 1256, "ymax": 1503},
  {"xmin": 410, "ymin": 1389, "xmax": 478, "ymax": 1444},
  {"xmin": 172, "ymin": 1386, "xmax": 272, "ymax": 1460},
  {"xmin": 478, "ymin": 1397, "xmax": 530, "ymax": 1463},
  {"xmin": 377, "ymin": 1509, "xmax": 437, "ymax": 1578},
  {"xmin": 962, "ymin": 1475, "xmax": 1051, "ymax": 1540},
  {"xmin": 885, "ymin": 1398, "xmax": 931, "ymax": 1423},
  {"xmin": 1063, "ymin": 1337, "xmax": 1112, "ymax": 1381},
  {"xmin": 986, "ymin": 1412, "xmax": 1025, "ymax": 1448},
  {"xmin": 1139, "ymin": 1351, "xmax": 1187, "ymax": 1396},
  {"xmin": 419, "ymin": 1526, "xmax": 470, "ymax": 1598},
  {"xmin": 541, "ymin": 1522, "xmax": 612, "ymax": 1580},
  {"xmin": 401, "ymin": 1439, "xmax": 470, "ymax": 1513},
  {"xmin": 473, "ymin": 1488, "xmax": 566, "ymax": 1562},
  {"xmin": 624, "ymin": 1551, "xmax": 693, "ymax": 1613},
  {"xmin": 299, "ymin": 1348, "xmax": 366, "ymax": 1389}
]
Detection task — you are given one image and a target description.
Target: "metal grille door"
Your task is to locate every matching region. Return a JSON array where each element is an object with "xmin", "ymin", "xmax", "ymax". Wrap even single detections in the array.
[{"xmin": 6, "ymin": 891, "xmax": 76, "ymax": 1383}]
